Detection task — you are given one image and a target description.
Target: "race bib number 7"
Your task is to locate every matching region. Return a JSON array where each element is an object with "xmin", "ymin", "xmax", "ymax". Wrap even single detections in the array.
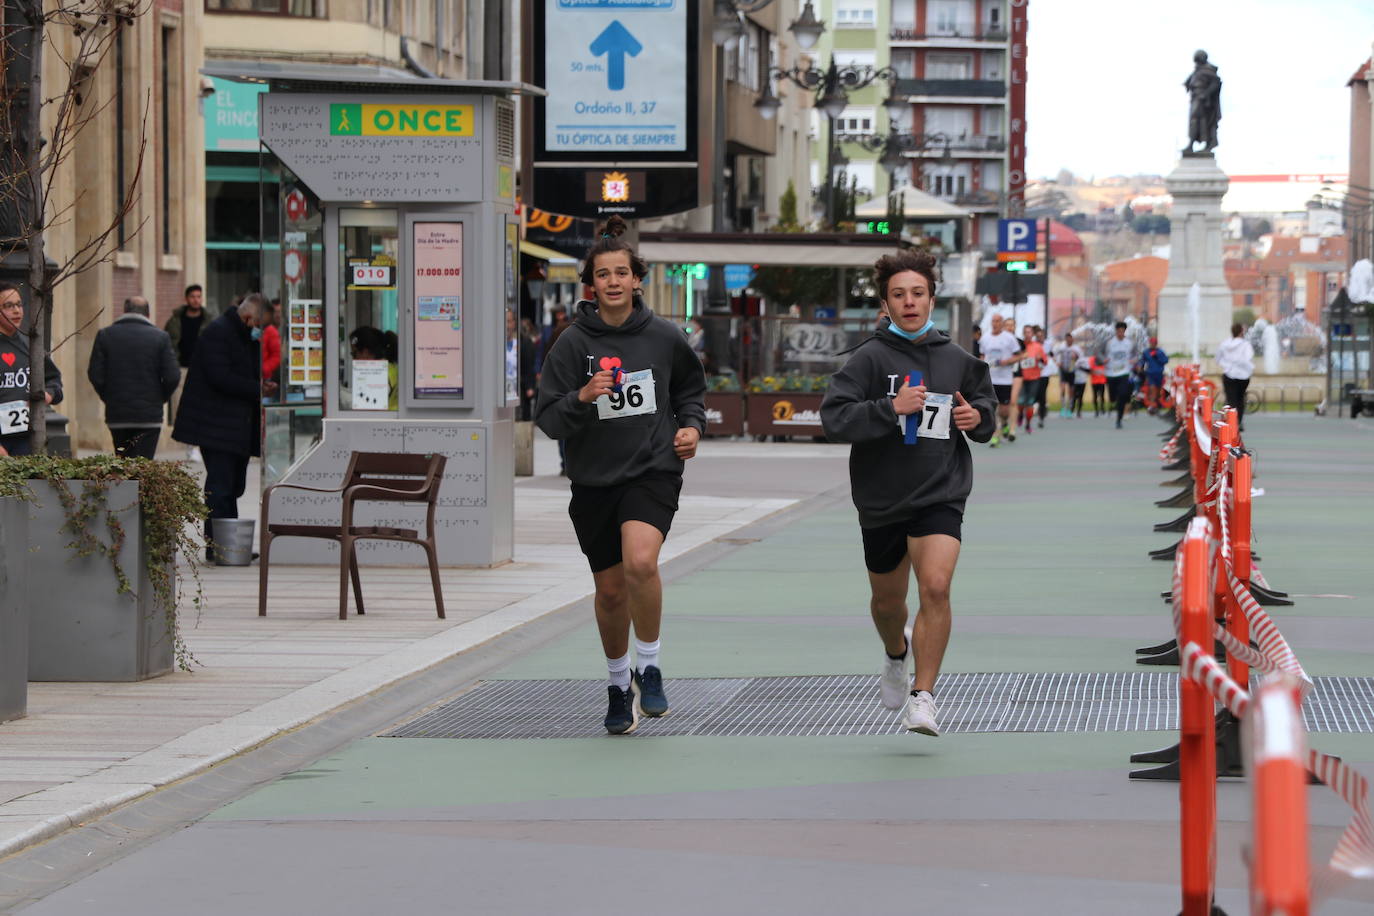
[
  {"xmin": 596, "ymin": 368, "xmax": 656, "ymax": 420},
  {"xmin": 0, "ymin": 398, "xmax": 29, "ymax": 436},
  {"xmin": 915, "ymin": 392, "xmax": 953, "ymax": 440}
]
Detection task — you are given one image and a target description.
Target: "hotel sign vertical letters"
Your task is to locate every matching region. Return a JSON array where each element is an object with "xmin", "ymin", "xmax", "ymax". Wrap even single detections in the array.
[{"xmin": 1007, "ymin": 0, "xmax": 1028, "ymax": 217}]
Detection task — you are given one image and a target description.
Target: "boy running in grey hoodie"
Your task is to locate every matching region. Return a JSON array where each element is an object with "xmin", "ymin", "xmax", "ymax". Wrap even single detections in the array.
[
  {"xmin": 821, "ymin": 250, "xmax": 996, "ymax": 735},
  {"xmin": 535, "ymin": 216, "xmax": 707, "ymax": 735}
]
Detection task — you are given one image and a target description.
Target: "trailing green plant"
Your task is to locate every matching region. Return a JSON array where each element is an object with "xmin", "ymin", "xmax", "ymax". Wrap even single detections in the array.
[{"xmin": 0, "ymin": 454, "xmax": 207, "ymax": 671}]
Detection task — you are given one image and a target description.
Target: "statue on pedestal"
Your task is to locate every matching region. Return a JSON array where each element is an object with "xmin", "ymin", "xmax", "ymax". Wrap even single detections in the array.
[{"xmin": 1183, "ymin": 50, "xmax": 1221, "ymax": 155}]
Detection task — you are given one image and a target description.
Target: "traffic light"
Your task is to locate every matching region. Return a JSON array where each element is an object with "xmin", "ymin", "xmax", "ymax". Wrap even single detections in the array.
[{"xmin": 859, "ymin": 220, "xmax": 891, "ymax": 235}]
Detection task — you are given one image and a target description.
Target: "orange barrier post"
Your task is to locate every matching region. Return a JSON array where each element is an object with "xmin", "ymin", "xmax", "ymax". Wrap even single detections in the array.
[
  {"xmin": 1250, "ymin": 678, "xmax": 1310, "ymax": 916},
  {"xmin": 1225, "ymin": 449, "xmax": 1253, "ymax": 692},
  {"xmin": 1178, "ymin": 517, "xmax": 1219, "ymax": 916},
  {"xmin": 1191, "ymin": 390, "xmax": 1214, "ymax": 507},
  {"xmin": 1209, "ymin": 415, "xmax": 1238, "ymax": 631}
]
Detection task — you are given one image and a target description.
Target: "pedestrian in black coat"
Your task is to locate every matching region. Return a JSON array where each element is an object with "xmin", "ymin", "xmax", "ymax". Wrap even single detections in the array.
[
  {"xmin": 88, "ymin": 296, "xmax": 180, "ymax": 459},
  {"xmin": 172, "ymin": 295, "xmax": 267, "ymax": 561}
]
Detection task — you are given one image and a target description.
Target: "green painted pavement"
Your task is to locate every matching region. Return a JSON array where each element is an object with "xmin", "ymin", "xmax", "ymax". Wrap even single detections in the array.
[
  {"xmin": 216, "ymin": 415, "xmax": 1373, "ymax": 823},
  {"xmin": 213, "ymin": 730, "xmax": 1374, "ymax": 821}
]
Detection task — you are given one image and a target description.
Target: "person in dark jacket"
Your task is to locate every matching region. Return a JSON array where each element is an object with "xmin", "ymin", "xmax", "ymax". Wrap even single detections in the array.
[
  {"xmin": 88, "ymin": 296, "xmax": 180, "ymax": 459},
  {"xmin": 173, "ymin": 293, "xmax": 268, "ymax": 561},
  {"xmin": 0, "ymin": 283, "xmax": 62, "ymax": 457},
  {"xmin": 821, "ymin": 249, "xmax": 996, "ymax": 738},
  {"xmin": 163, "ymin": 284, "xmax": 213, "ymax": 426},
  {"xmin": 535, "ymin": 215, "xmax": 707, "ymax": 736}
]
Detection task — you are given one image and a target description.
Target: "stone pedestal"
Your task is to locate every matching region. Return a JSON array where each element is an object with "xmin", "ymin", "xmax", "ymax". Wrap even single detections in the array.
[{"xmin": 1158, "ymin": 155, "xmax": 1233, "ymax": 356}]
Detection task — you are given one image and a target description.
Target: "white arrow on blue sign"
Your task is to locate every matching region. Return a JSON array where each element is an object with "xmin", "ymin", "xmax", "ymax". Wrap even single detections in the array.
[
  {"xmin": 543, "ymin": 0, "xmax": 687, "ymax": 154},
  {"xmin": 998, "ymin": 218, "xmax": 1037, "ymax": 253}
]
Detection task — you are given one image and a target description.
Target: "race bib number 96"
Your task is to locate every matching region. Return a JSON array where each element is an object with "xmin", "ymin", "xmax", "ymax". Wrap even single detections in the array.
[
  {"xmin": 596, "ymin": 368, "xmax": 656, "ymax": 420},
  {"xmin": 0, "ymin": 398, "xmax": 30, "ymax": 436}
]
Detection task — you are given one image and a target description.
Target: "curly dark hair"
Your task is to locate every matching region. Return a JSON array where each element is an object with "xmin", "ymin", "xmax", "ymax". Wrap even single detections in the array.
[
  {"xmin": 579, "ymin": 214, "xmax": 648, "ymax": 286},
  {"xmin": 873, "ymin": 249, "xmax": 939, "ymax": 302}
]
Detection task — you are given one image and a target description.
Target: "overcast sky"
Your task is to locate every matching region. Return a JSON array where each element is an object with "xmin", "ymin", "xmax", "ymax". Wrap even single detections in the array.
[{"xmin": 1026, "ymin": 1, "xmax": 1374, "ymax": 180}]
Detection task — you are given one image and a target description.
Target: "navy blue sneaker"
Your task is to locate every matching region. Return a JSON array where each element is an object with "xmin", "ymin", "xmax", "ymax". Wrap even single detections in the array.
[
  {"xmin": 633, "ymin": 666, "xmax": 669, "ymax": 718},
  {"xmin": 604, "ymin": 683, "xmax": 639, "ymax": 735}
]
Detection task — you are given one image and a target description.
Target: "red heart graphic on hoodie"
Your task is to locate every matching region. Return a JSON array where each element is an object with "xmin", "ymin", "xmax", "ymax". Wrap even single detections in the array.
[
  {"xmin": 598, "ymin": 356, "xmax": 622, "ymax": 371},
  {"xmin": 1, "ymin": 352, "xmax": 14, "ymax": 367}
]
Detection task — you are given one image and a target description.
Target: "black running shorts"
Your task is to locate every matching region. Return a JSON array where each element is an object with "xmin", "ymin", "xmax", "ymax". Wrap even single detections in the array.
[
  {"xmin": 861, "ymin": 504, "xmax": 964, "ymax": 574},
  {"xmin": 568, "ymin": 472, "xmax": 683, "ymax": 573},
  {"xmin": 992, "ymin": 383, "xmax": 1012, "ymax": 405}
]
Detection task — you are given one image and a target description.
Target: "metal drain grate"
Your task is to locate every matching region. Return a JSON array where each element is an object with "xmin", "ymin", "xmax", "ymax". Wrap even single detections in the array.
[{"xmin": 380, "ymin": 673, "xmax": 1374, "ymax": 740}]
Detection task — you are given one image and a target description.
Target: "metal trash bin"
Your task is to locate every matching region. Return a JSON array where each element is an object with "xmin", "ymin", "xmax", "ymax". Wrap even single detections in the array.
[{"xmin": 210, "ymin": 518, "xmax": 256, "ymax": 566}]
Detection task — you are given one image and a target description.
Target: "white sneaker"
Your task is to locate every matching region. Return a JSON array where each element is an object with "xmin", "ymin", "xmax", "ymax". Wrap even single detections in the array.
[
  {"xmin": 900, "ymin": 691, "xmax": 940, "ymax": 736},
  {"xmin": 879, "ymin": 655, "xmax": 909, "ymax": 710}
]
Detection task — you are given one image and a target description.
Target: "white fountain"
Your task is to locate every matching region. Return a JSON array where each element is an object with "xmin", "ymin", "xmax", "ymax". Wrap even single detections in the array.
[{"xmin": 1187, "ymin": 282, "xmax": 1201, "ymax": 363}]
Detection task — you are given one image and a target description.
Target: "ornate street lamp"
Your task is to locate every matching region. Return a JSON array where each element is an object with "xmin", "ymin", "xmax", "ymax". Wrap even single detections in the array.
[{"xmin": 758, "ymin": 58, "xmax": 899, "ymax": 228}]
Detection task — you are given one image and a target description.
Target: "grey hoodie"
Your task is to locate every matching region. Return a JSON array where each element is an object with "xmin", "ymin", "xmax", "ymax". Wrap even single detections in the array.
[
  {"xmin": 535, "ymin": 299, "xmax": 707, "ymax": 487},
  {"xmin": 821, "ymin": 323, "xmax": 996, "ymax": 528}
]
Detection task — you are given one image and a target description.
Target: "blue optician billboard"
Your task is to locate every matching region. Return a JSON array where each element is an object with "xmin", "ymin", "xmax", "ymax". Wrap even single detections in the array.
[{"xmin": 541, "ymin": 0, "xmax": 689, "ymax": 155}]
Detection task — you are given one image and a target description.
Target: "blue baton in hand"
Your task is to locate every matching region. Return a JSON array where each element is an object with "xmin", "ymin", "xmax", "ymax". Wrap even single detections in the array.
[{"xmin": 904, "ymin": 372, "xmax": 923, "ymax": 444}]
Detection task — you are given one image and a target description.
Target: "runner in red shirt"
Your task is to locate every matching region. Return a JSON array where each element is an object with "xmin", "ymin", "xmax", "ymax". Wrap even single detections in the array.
[
  {"xmin": 1089, "ymin": 354, "xmax": 1107, "ymax": 417},
  {"xmin": 1015, "ymin": 337, "xmax": 1046, "ymax": 433}
]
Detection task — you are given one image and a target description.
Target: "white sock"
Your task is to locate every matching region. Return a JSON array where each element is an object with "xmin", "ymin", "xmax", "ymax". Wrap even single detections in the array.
[
  {"xmin": 607, "ymin": 653, "xmax": 631, "ymax": 690},
  {"xmin": 634, "ymin": 638, "xmax": 660, "ymax": 672}
]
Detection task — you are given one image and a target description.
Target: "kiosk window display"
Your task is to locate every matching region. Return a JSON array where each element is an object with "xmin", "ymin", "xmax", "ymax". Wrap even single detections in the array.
[{"xmin": 338, "ymin": 208, "xmax": 400, "ymax": 411}]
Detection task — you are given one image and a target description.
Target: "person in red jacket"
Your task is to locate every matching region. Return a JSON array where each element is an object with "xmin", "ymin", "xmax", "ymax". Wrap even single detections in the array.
[{"xmin": 261, "ymin": 298, "xmax": 282, "ymax": 394}]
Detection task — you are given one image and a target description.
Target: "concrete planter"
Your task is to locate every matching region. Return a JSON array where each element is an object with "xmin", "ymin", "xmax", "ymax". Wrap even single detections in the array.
[
  {"xmin": 0, "ymin": 498, "xmax": 28, "ymax": 721},
  {"xmin": 26, "ymin": 480, "xmax": 175, "ymax": 682}
]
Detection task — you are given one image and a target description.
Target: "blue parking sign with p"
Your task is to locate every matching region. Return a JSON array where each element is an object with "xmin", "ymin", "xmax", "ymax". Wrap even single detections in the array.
[{"xmin": 998, "ymin": 219, "xmax": 1036, "ymax": 253}]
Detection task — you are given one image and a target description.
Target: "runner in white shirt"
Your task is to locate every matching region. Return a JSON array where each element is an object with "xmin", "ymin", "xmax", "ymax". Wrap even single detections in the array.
[
  {"xmin": 1052, "ymin": 333, "xmax": 1081, "ymax": 418},
  {"xmin": 1103, "ymin": 321, "xmax": 1141, "ymax": 429},
  {"xmin": 980, "ymin": 313, "xmax": 1020, "ymax": 447}
]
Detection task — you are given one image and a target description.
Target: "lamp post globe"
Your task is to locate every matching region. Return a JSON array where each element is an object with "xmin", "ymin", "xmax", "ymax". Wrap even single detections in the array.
[
  {"xmin": 754, "ymin": 84, "xmax": 781, "ymax": 120},
  {"xmin": 788, "ymin": 0, "xmax": 825, "ymax": 50},
  {"xmin": 882, "ymin": 93, "xmax": 906, "ymax": 125},
  {"xmin": 820, "ymin": 90, "xmax": 847, "ymax": 121}
]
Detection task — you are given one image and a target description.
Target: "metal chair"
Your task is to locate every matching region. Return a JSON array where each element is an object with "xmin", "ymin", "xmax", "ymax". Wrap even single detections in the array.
[{"xmin": 258, "ymin": 451, "xmax": 447, "ymax": 619}]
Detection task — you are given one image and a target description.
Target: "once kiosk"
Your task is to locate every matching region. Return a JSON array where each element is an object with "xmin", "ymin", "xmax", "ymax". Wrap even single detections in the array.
[{"xmin": 209, "ymin": 69, "xmax": 539, "ymax": 567}]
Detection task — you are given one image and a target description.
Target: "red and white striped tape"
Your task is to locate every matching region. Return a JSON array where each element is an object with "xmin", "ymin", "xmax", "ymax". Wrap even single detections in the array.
[
  {"xmin": 1216, "ymin": 482, "xmax": 1310, "ymax": 686},
  {"xmin": 1159, "ymin": 428, "xmax": 1183, "ymax": 462}
]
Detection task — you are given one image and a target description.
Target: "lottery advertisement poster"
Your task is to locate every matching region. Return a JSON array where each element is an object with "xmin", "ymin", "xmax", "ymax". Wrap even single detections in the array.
[{"xmin": 412, "ymin": 222, "xmax": 464, "ymax": 398}]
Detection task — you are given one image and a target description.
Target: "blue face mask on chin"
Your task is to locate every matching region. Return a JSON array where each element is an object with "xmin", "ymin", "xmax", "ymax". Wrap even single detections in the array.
[
  {"xmin": 886, "ymin": 317, "xmax": 935, "ymax": 341},
  {"xmin": 250, "ymin": 326, "xmax": 263, "ymax": 341}
]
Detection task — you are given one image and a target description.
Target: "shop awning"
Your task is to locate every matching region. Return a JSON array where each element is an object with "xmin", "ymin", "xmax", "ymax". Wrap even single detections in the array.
[
  {"xmin": 854, "ymin": 189, "xmax": 970, "ymax": 220},
  {"xmin": 638, "ymin": 232, "xmax": 911, "ymax": 268},
  {"xmin": 519, "ymin": 240, "xmax": 578, "ymax": 263}
]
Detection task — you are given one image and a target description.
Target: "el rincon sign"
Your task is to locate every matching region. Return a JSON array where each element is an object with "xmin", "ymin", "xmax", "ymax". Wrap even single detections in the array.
[{"xmin": 330, "ymin": 103, "xmax": 474, "ymax": 137}]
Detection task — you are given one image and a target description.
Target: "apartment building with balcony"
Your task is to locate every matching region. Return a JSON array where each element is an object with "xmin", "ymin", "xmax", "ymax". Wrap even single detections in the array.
[{"xmin": 887, "ymin": 0, "xmax": 1025, "ymax": 252}]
